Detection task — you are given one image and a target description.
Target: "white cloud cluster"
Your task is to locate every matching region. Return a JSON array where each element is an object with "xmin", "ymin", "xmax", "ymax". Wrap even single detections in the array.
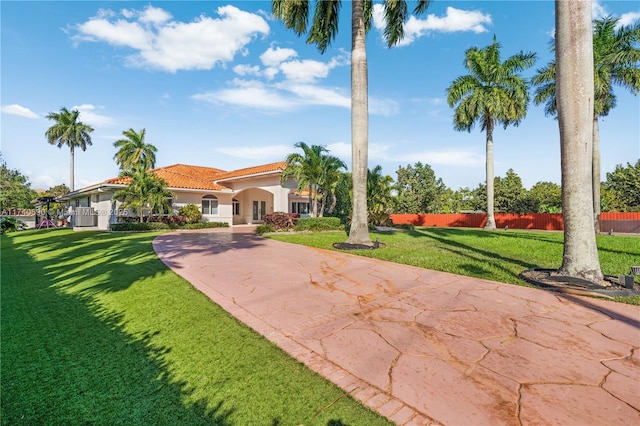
[
  {"xmin": 192, "ymin": 46, "xmax": 362, "ymax": 114},
  {"xmin": 72, "ymin": 104, "xmax": 114, "ymax": 127},
  {"xmin": 1, "ymin": 104, "xmax": 39, "ymax": 119},
  {"xmin": 73, "ymin": 5, "xmax": 269, "ymax": 72},
  {"xmin": 618, "ymin": 11, "xmax": 640, "ymax": 27},
  {"xmin": 373, "ymin": 5, "xmax": 492, "ymax": 47}
]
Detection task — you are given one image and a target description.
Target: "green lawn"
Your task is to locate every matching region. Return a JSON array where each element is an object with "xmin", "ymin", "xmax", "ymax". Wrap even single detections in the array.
[
  {"xmin": 1, "ymin": 229, "xmax": 391, "ymax": 426},
  {"xmin": 268, "ymin": 227, "xmax": 640, "ymax": 305}
]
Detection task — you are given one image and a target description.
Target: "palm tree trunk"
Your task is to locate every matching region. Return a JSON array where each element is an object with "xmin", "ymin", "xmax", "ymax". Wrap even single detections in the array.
[
  {"xmin": 484, "ymin": 122, "xmax": 496, "ymax": 230},
  {"xmin": 555, "ymin": 0, "xmax": 603, "ymax": 283},
  {"xmin": 592, "ymin": 115, "xmax": 601, "ymax": 233},
  {"xmin": 347, "ymin": 0, "xmax": 371, "ymax": 245},
  {"xmin": 69, "ymin": 144, "xmax": 75, "ymax": 192}
]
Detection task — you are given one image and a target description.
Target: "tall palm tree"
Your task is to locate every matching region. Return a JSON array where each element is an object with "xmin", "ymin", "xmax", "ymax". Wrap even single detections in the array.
[
  {"xmin": 555, "ymin": 0, "xmax": 603, "ymax": 283},
  {"xmin": 282, "ymin": 142, "xmax": 346, "ymax": 217},
  {"xmin": 45, "ymin": 107, "xmax": 94, "ymax": 191},
  {"xmin": 272, "ymin": 0, "xmax": 432, "ymax": 245},
  {"xmin": 446, "ymin": 37, "xmax": 536, "ymax": 229},
  {"xmin": 113, "ymin": 128, "xmax": 158, "ymax": 172},
  {"xmin": 533, "ymin": 16, "xmax": 640, "ymax": 230}
]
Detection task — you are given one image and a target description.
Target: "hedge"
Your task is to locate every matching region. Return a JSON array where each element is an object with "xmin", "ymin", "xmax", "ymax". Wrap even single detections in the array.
[{"xmin": 110, "ymin": 221, "xmax": 228, "ymax": 232}]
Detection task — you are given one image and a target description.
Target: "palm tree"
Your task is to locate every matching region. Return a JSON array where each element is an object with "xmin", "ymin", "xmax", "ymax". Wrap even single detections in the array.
[
  {"xmin": 554, "ymin": 0, "xmax": 603, "ymax": 283},
  {"xmin": 113, "ymin": 128, "xmax": 158, "ymax": 172},
  {"xmin": 281, "ymin": 142, "xmax": 346, "ymax": 217},
  {"xmin": 45, "ymin": 107, "xmax": 94, "ymax": 191},
  {"xmin": 318, "ymin": 155, "xmax": 348, "ymax": 216},
  {"xmin": 533, "ymin": 16, "xmax": 640, "ymax": 230},
  {"xmin": 113, "ymin": 168, "xmax": 174, "ymax": 222},
  {"xmin": 446, "ymin": 37, "xmax": 536, "ymax": 230},
  {"xmin": 272, "ymin": 0, "xmax": 432, "ymax": 245},
  {"xmin": 367, "ymin": 165, "xmax": 394, "ymax": 226}
]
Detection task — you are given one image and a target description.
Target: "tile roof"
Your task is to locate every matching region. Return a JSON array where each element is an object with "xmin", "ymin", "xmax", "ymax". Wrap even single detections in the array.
[
  {"xmin": 214, "ymin": 161, "xmax": 287, "ymax": 182},
  {"xmin": 99, "ymin": 163, "xmax": 288, "ymax": 192},
  {"xmin": 152, "ymin": 164, "xmax": 228, "ymax": 190},
  {"xmin": 103, "ymin": 164, "xmax": 229, "ymax": 191}
]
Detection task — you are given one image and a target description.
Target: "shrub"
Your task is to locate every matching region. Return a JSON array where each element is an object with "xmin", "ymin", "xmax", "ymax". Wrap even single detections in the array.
[
  {"xmin": 111, "ymin": 221, "xmax": 228, "ymax": 232},
  {"xmin": 181, "ymin": 222, "xmax": 228, "ymax": 230},
  {"xmin": 178, "ymin": 204, "xmax": 202, "ymax": 224},
  {"xmin": 111, "ymin": 222, "xmax": 170, "ymax": 231},
  {"xmin": 295, "ymin": 217, "xmax": 343, "ymax": 232},
  {"xmin": 263, "ymin": 212, "xmax": 299, "ymax": 230},
  {"xmin": 0, "ymin": 217, "xmax": 26, "ymax": 233},
  {"xmin": 256, "ymin": 224, "xmax": 275, "ymax": 235}
]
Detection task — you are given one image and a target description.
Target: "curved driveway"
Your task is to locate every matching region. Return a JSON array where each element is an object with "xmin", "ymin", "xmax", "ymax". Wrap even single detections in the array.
[{"xmin": 153, "ymin": 228, "xmax": 639, "ymax": 425}]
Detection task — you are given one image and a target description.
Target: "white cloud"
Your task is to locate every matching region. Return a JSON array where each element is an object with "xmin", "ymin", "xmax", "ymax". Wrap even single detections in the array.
[
  {"xmin": 592, "ymin": 0, "xmax": 608, "ymax": 20},
  {"xmin": 260, "ymin": 46, "xmax": 298, "ymax": 67},
  {"xmin": 618, "ymin": 11, "xmax": 640, "ymax": 28},
  {"xmin": 1, "ymin": 104, "xmax": 39, "ymax": 119},
  {"xmin": 72, "ymin": 104, "xmax": 115, "ymax": 127},
  {"xmin": 192, "ymin": 79, "xmax": 298, "ymax": 110},
  {"xmin": 233, "ymin": 64, "xmax": 261, "ymax": 76},
  {"xmin": 73, "ymin": 5, "xmax": 269, "ymax": 72},
  {"xmin": 374, "ymin": 5, "xmax": 492, "ymax": 47},
  {"xmin": 138, "ymin": 5, "xmax": 172, "ymax": 25},
  {"xmin": 215, "ymin": 144, "xmax": 292, "ymax": 160},
  {"xmin": 280, "ymin": 83, "xmax": 350, "ymax": 107},
  {"xmin": 279, "ymin": 59, "xmax": 334, "ymax": 83},
  {"xmin": 193, "ymin": 50, "xmax": 363, "ymax": 114}
]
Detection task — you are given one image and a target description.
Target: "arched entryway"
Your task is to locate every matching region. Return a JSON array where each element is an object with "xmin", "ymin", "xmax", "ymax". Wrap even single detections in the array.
[{"xmin": 232, "ymin": 188, "xmax": 274, "ymax": 225}]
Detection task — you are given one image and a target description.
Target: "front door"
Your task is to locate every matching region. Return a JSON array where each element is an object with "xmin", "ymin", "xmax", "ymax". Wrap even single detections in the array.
[{"xmin": 252, "ymin": 200, "xmax": 266, "ymax": 222}]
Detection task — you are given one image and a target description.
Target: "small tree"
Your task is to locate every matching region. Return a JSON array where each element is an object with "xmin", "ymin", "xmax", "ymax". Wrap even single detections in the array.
[
  {"xmin": 393, "ymin": 162, "xmax": 446, "ymax": 214},
  {"xmin": 0, "ymin": 156, "xmax": 38, "ymax": 210},
  {"xmin": 602, "ymin": 160, "xmax": 640, "ymax": 211},
  {"xmin": 114, "ymin": 168, "xmax": 174, "ymax": 222}
]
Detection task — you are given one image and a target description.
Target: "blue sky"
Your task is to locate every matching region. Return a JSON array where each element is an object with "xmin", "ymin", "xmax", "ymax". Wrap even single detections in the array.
[{"xmin": 2, "ymin": 0, "xmax": 639, "ymax": 192}]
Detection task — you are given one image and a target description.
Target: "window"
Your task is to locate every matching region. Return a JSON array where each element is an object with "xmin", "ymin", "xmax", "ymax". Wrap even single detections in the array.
[
  {"xmin": 232, "ymin": 198, "xmax": 240, "ymax": 216},
  {"xmin": 202, "ymin": 195, "xmax": 218, "ymax": 215},
  {"xmin": 292, "ymin": 202, "xmax": 309, "ymax": 214}
]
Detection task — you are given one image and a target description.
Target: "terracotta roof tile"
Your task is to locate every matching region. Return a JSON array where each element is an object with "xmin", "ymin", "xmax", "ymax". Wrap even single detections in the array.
[
  {"xmin": 151, "ymin": 164, "xmax": 228, "ymax": 190},
  {"xmin": 102, "ymin": 164, "xmax": 229, "ymax": 191},
  {"xmin": 214, "ymin": 161, "xmax": 287, "ymax": 182},
  {"xmin": 96, "ymin": 162, "xmax": 288, "ymax": 192}
]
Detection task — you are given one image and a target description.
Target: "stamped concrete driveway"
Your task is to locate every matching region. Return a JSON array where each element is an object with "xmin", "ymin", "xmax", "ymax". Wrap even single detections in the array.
[{"xmin": 153, "ymin": 228, "xmax": 639, "ymax": 425}]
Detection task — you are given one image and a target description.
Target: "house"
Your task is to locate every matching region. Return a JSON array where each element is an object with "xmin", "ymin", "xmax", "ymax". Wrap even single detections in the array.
[{"xmin": 57, "ymin": 162, "xmax": 310, "ymax": 230}]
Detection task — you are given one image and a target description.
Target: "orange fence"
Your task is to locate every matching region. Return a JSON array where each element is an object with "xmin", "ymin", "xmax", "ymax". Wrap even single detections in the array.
[
  {"xmin": 390, "ymin": 212, "xmax": 640, "ymax": 233},
  {"xmin": 600, "ymin": 212, "xmax": 640, "ymax": 233}
]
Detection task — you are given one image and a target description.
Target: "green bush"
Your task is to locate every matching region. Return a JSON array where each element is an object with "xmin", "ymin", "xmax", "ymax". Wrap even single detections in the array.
[
  {"xmin": 295, "ymin": 217, "xmax": 343, "ymax": 232},
  {"xmin": 1, "ymin": 217, "xmax": 26, "ymax": 233},
  {"xmin": 180, "ymin": 222, "xmax": 228, "ymax": 230},
  {"xmin": 110, "ymin": 222, "xmax": 169, "ymax": 231},
  {"xmin": 256, "ymin": 224, "xmax": 275, "ymax": 235},
  {"xmin": 178, "ymin": 204, "xmax": 202, "ymax": 224}
]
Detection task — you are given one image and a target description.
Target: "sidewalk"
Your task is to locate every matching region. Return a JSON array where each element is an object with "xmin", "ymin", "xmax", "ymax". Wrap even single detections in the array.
[{"xmin": 153, "ymin": 228, "xmax": 639, "ymax": 425}]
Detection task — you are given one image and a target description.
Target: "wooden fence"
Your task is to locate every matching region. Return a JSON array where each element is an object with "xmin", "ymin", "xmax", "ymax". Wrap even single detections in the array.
[{"xmin": 390, "ymin": 212, "xmax": 640, "ymax": 233}]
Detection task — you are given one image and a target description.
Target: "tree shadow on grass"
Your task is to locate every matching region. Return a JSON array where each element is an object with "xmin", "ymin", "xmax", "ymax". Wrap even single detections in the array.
[
  {"xmin": 2, "ymin": 230, "xmax": 388, "ymax": 426},
  {"xmin": 1, "ymin": 234, "xmax": 234, "ymax": 425},
  {"xmin": 402, "ymin": 228, "xmax": 542, "ymax": 284}
]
